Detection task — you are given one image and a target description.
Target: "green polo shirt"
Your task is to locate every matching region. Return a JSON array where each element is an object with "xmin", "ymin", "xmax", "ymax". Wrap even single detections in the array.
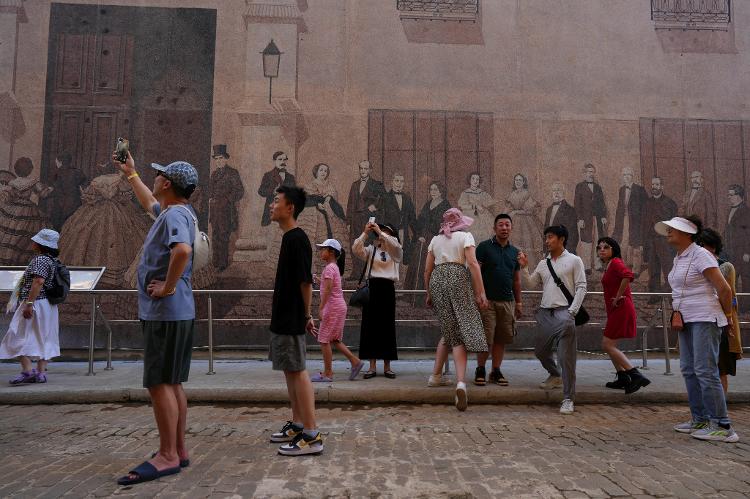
[{"xmin": 476, "ymin": 237, "xmax": 519, "ymax": 302}]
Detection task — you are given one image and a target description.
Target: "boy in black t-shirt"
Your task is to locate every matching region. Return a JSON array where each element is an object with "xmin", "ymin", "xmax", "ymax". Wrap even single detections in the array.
[{"xmin": 267, "ymin": 185, "xmax": 323, "ymax": 456}]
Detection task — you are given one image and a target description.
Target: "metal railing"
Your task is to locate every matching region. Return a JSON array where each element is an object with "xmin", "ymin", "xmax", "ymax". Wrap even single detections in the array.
[{"xmin": 7, "ymin": 288, "xmax": 742, "ymax": 377}]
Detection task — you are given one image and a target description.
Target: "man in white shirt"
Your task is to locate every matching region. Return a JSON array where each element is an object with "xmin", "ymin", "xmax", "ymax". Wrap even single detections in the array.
[{"xmin": 519, "ymin": 225, "xmax": 587, "ymax": 414}]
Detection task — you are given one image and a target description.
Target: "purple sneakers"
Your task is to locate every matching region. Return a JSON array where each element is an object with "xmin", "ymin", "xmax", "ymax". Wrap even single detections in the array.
[{"xmin": 9, "ymin": 369, "xmax": 37, "ymax": 385}]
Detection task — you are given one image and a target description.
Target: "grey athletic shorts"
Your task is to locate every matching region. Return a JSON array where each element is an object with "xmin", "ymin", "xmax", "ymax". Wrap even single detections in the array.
[{"xmin": 269, "ymin": 332, "xmax": 307, "ymax": 372}]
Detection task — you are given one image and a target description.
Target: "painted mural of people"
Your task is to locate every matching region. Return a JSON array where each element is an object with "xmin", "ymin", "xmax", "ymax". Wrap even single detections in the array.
[
  {"xmin": 44, "ymin": 152, "xmax": 87, "ymax": 231},
  {"xmin": 346, "ymin": 160, "xmax": 385, "ymax": 279},
  {"xmin": 574, "ymin": 163, "xmax": 608, "ymax": 274},
  {"xmin": 59, "ymin": 171, "xmax": 151, "ymax": 288},
  {"xmin": 504, "ymin": 173, "xmax": 543, "ymax": 269},
  {"xmin": 209, "ymin": 145, "xmax": 244, "ymax": 270},
  {"xmin": 612, "ymin": 167, "xmax": 647, "ymax": 275},
  {"xmin": 298, "ymin": 162, "xmax": 349, "ymax": 276},
  {"xmin": 724, "ymin": 184, "xmax": 750, "ymax": 292},
  {"xmin": 381, "ymin": 172, "xmax": 417, "ymax": 265},
  {"xmin": 404, "ymin": 181, "xmax": 451, "ymax": 296},
  {"xmin": 258, "ymin": 151, "xmax": 296, "ymax": 227},
  {"xmin": 643, "ymin": 177, "xmax": 677, "ymax": 301},
  {"xmin": 544, "ymin": 181, "xmax": 578, "ymax": 254},
  {"xmin": 681, "ymin": 170, "xmax": 716, "ymax": 228},
  {"xmin": 0, "ymin": 158, "xmax": 52, "ymax": 265},
  {"xmin": 0, "ymin": 170, "xmax": 16, "ymax": 204},
  {"xmin": 457, "ymin": 172, "xmax": 497, "ymax": 242}
]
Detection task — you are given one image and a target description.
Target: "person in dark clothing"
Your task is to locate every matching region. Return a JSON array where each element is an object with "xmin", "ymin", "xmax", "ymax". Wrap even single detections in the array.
[
  {"xmin": 644, "ymin": 177, "xmax": 678, "ymax": 302},
  {"xmin": 612, "ymin": 167, "xmax": 647, "ymax": 274},
  {"xmin": 544, "ymin": 182, "xmax": 578, "ymax": 254},
  {"xmin": 381, "ymin": 172, "xmax": 416, "ymax": 265},
  {"xmin": 724, "ymin": 184, "xmax": 750, "ymax": 292},
  {"xmin": 345, "ymin": 160, "xmax": 385, "ymax": 279},
  {"xmin": 45, "ymin": 152, "xmax": 86, "ymax": 231},
  {"xmin": 574, "ymin": 163, "xmax": 608, "ymax": 273},
  {"xmin": 209, "ymin": 145, "xmax": 244, "ymax": 270},
  {"xmin": 258, "ymin": 151, "xmax": 296, "ymax": 227}
]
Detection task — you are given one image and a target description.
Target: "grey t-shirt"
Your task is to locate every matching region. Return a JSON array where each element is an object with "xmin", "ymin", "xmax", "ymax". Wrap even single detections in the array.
[{"xmin": 137, "ymin": 203, "xmax": 195, "ymax": 321}]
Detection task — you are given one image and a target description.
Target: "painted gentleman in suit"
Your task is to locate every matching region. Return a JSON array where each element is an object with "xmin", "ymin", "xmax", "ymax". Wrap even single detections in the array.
[
  {"xmin": 346, "ymin": 160, "xmax": 385, "ymax": 279},
  {"xmin": 612, "ymin": 167, "xmax": 648, "ymax": 274},
  {"xmin": 544, "ymin": 181, "xmax": 578, "ymax": 254},
  {"xmin": 382, "ymin": 172, "xmax": 417, "ymax": 265},
  {"xmin": 644, "ymin": 177, "xmax": 677, "ymax": 301},
  {"xmin": 724, "ymin": 184, "xmax": 750, "ymax": 291},
  {"xmin": 209, "ymin": 145, "xmax": 244, "ymax": 270},
  {"xmin": 258, "ymin": 151, "xmax": 296, "ymax": 227},
  {"xmin": 681, "ymin": 170, "xmax": 716, "ymax": 228},
  {"xmin": 574, "ymin": 163, "xmax": 607, "ymax": 273}
]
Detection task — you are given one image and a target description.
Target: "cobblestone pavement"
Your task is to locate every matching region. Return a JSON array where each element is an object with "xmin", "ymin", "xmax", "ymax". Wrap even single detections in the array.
[{"xmin": 1, "ymin": 403, "xmax": 749, "ymax": 498}]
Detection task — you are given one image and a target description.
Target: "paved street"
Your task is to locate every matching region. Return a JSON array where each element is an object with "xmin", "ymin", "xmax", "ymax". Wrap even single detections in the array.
[{"xmin": 0, "ymin": 403, "xmax": 749, "ymax": 498}]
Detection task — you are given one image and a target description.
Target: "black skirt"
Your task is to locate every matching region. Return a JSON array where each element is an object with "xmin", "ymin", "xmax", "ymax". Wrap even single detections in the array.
[{"xmin": 359, "ymin": 278, "xmax": 398, "ymax": 360}]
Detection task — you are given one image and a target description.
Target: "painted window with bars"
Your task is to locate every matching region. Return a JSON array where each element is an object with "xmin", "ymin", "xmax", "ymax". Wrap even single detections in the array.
[
  {"xmin": 397, "ymin": 0, "xmax": 479, "ymax": 22},
  {"xmin": 651, "ymin": 0, "xmax": 731, "ymax": 30}
]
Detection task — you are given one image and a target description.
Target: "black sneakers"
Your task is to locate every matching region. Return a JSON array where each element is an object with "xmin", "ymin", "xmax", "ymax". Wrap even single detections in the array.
[
  {"xmin": 473, "ymin": 366, "xmax": 486, "ymax": 386},
  {"xmin": 488, "ymin": 368, "xmax": 508, "ymax": 386}
]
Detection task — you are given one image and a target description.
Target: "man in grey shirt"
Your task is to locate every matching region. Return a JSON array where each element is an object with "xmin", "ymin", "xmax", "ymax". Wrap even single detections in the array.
[{"xmin": 519, "ymin": 225, "xmax": 587, "ymax": 415}]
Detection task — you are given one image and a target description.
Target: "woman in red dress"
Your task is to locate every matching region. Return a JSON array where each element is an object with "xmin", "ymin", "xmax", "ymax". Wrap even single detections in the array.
[{"xmin": 598, "ymin": 237, "xmax": 650, "ymax": 394}]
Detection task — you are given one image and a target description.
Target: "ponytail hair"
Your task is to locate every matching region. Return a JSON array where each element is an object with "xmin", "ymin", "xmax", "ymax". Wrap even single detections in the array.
[
  {"xmin": 336, "ymin": 248, "xmax": 346, "ymax": 276},
  {"xmin": 684, "ymin": 215, "xmax": 703, "ymax": 242}
]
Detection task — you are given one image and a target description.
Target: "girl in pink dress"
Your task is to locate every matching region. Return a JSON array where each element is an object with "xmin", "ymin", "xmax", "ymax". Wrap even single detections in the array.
[
  {"xmin": 311, "ymin": 239, "xmax": 364, "ymax": 382},
  {"xmin": 597, "ymin": 237, "xmax": 650, "ymax": 394}
]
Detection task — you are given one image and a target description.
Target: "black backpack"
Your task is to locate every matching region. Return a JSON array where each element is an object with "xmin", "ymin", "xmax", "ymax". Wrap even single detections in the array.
[{"xmin": 45, "ymin": 256, "xmax": 70, "ymax": 305}]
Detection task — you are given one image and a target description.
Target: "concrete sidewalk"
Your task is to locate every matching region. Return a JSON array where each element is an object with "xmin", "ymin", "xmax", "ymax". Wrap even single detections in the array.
[{"xmin": 1, "ymin": 358, "xmax": 749, "ymax": 405}]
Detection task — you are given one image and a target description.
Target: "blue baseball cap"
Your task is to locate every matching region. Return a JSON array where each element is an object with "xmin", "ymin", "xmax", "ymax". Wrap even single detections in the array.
[{"xmin": 150, "ymin": 161, "xmax": 198, "ymax": 189}]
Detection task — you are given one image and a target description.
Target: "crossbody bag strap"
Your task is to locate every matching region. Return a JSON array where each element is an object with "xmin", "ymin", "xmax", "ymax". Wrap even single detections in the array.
[
  {"xmin": 674, "ymin": 251, "xmax": 695, "ymax": 312},
  {"xmin": 546, "ymin": 257, "xmax": 574, "ymax": 305},
  {"xmin": 358, "ymin": 244, "xmax": 377, "ymax": 285}
]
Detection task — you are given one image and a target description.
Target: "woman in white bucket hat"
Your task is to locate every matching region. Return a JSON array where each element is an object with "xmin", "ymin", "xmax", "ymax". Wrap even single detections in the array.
[
  {"xmin": 0, "ymin": 229, "xmax": 61, "ymax": 384},
  {"xmin": 656, "ymin": 215, "xmax": 739, "ymax": 443}
]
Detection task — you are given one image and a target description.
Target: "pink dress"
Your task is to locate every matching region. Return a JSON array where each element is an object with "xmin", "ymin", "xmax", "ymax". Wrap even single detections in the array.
[{"xmin": 317, "ymin": 262, "xmax": 348, "ymax": 344}]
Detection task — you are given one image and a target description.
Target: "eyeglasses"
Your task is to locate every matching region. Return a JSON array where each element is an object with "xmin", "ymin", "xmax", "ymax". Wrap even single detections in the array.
[
  {"xmin": 380, "ymin": 251, "xmax": 387, "ymax": 262},
  {"xmin": 596, "ymin": 245, "xmax": 611, "ymax": 250}
]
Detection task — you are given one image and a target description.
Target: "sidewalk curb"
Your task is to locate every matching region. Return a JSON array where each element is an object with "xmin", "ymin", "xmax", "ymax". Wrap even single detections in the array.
[{"xmin": 2, "ymin": 387, "xmax": 749, "ymax": 405}]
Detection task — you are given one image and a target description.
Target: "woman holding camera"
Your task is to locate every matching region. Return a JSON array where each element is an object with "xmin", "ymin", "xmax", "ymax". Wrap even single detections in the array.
[
  {"xmin": 656, "ymin": 216, "xmax": 739, "ymax": 443},
  {"xmin": 352, "ymin": 222, "xmax": 403, "ymax": 379}
]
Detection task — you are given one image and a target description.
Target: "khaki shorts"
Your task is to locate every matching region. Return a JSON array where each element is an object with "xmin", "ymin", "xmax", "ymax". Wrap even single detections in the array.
[{"xmin": 480, "ymin": 300, "xmax": 515, "ymax": 345}]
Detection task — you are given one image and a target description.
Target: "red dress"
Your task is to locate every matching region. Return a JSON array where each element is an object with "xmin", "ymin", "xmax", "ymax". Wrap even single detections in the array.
[{"xmin": 601, "ymin": 257, "xmax": 637, "ymax": 339}]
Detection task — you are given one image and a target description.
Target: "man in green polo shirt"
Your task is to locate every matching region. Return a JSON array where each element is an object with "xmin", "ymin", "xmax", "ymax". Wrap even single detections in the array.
[{"xmin": 474, "ymin": 214, "xmax": 522, "ymax": 386}]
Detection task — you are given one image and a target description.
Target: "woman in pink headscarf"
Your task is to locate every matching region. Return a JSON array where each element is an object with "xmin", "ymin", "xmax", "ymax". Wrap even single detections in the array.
[{"xmin": 424, "ymin": 208, "xmax": 488, "ymax": 411}]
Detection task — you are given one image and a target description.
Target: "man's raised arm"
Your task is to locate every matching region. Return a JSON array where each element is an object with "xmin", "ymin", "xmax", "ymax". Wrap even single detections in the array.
[{"xmin": 114, "ymin": 151, "xmax": 158, "ymax": 216}]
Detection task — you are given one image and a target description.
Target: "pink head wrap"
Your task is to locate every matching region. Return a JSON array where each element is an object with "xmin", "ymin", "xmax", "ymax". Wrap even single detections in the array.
[{"xmin": 439, "ymin": 208, "xmax": 474, "ymax": 238}]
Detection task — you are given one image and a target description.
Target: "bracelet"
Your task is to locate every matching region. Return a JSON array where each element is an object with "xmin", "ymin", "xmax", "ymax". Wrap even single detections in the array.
[
  {"xmin": 25, "ymin": 301, "xmax": 34, "ymax": 306},
  {"xmin": 127, "ymin": 172, "xmax": 139, "ymax": 180}
]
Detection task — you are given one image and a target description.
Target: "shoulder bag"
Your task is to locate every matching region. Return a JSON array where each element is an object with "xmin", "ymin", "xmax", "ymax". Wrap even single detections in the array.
[
  {"xmin": 546, "ymin": 258, "xmax": 589, "ymax": 326},
  {"xmin": 173, "ymin": 205, "xmax": 211, "ymax": 272},
  {"xmin": 349, "ymin": 245, "xmax": 377, "ymax": 308}
]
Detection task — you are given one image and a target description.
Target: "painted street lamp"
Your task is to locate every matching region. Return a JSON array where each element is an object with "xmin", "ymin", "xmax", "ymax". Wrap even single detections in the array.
[{"xmin": 261, "ymin": 39, "xmax": 282, "ymax": 104}]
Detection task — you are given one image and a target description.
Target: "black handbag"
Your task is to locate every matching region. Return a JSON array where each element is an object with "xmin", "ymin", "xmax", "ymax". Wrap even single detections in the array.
[
  {"xmin": 349, "ymin": 247, "xmax": 377, "ymax": 308},
  {"xmin": 546, "ymin": 258, "xmax": 589, "ymax": 326}
]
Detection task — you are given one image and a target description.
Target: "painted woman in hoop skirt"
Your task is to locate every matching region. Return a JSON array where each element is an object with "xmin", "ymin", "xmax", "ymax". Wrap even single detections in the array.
[
  {"xmin": 457, "ymin": 172, "xmax": 498, "ymax": 243},
  {"xmin": 297, "ymin": 163, "xmax": 349, "ymax": 276},
  {"xmin": 505, "ymin": 173, "xmax": 544, "ymax": 269}
]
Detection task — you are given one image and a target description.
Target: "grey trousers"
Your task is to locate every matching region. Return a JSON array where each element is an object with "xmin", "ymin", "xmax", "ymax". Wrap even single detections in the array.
[{"xmin": 534, "ymin": 307, "xmax": 577, "ymax": 400}]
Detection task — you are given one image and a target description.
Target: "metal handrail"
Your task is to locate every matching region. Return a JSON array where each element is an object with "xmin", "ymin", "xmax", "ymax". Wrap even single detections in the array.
[{"xmin": 2, "ymin": 289, "xmax": 746, "ymax": 376}]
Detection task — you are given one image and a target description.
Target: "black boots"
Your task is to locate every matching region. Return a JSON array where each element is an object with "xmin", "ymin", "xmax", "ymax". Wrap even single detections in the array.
[
  {"xmin": 605, "ymin": 371, "xmax": 630, "ymax": 389},
  {"xmin": 624, "ymin": 367, "xmax": 651, "ymax": 394}
]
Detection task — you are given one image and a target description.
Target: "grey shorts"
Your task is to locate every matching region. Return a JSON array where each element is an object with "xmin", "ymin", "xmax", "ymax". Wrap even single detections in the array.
[
  {"xmin": 269, "ymin": 332, "xmax": 307, "ymax": 372},
  {"xmin": 142, "ymin": 320, "xmax": 194, "ymax": 388}
]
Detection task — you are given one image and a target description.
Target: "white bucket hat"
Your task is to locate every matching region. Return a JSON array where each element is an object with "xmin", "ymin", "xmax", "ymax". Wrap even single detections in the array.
[
  {"xmin": 316, "ymin": 238, "xmax": 342, "ymax": 253},
  {"xmin": 654, "ymin": 217, "xmax": 698, "ymax": 236},
  {"xmin": 31, "ymin": 228, "xmax": 60, "ymax": 249}
]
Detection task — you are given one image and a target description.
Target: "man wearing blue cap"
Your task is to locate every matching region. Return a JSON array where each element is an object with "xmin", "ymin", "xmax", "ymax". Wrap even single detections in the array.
[{"xmin": 113, "ymin": 151, "xmax": 198, "ymax": 485}]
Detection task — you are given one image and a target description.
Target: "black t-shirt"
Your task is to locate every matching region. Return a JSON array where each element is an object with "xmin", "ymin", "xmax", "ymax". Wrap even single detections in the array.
[{"xmin": 270, "ymin": 227, "xmax": 313, "ymax": 335}]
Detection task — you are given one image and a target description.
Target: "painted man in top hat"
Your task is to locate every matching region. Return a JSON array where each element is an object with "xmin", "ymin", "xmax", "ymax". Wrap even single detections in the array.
[
  {"xmin": 574, "ymin": 163, "xmax": 608, "ymax": 274},
  {"xmin": 209, "ymin": 145, "xmax": 245, "ymax": 270},
  {"xmin": 258, "ymin": 151, "xmax": 296, "ymax": 227}
]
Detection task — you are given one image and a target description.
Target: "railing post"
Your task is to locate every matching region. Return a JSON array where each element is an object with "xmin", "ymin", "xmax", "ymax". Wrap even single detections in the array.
[
  {"xmin": 661, "ymin": 296, "xmax": 673, "ymax": 375},
  {"xmin": 97, "ymin": 305, "xmax": 114, "ymax": 371},
  {"xmin": 86, "ymin": 294, "xmax": 96, "ymax": 376},
  {"xmin": 207, "ymin": 295, "xmax": 215, "ymax": 375},
  {"xmin": 641, "ymin": 324, "xmax": 648, "ymax": 370}
]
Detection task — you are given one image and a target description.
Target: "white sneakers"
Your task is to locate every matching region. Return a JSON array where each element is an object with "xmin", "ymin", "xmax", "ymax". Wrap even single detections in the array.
[
  {"xmin": 559, "ymin": 399, "xmax": 574, "ymax": 415},
  {"xmin": 455, "ymin": 382, "xmax": 468, "ymax": 411},
  {"xmin": 427, "ymin": 374, "xmax": 453, "ymax": 387}
]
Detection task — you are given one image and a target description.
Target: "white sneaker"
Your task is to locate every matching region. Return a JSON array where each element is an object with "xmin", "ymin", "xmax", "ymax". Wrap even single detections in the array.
[
  {"xmin": 559, "ymin": 399, "xmax": 574, "ymax": 415},
  {"xmin": 691, "ymin": 423, "xmax": 740, "ymax": 443},
  {"xmin": 427, "ymin": 374, "xmax": 452, "ymax": 387},
  {"xmin": 540, "ymin": 375, "xmax": 563, "ymax": 390},
  {"xmin": 455, "ymin": 382, "xmax": 468, "ymax": 411}
]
